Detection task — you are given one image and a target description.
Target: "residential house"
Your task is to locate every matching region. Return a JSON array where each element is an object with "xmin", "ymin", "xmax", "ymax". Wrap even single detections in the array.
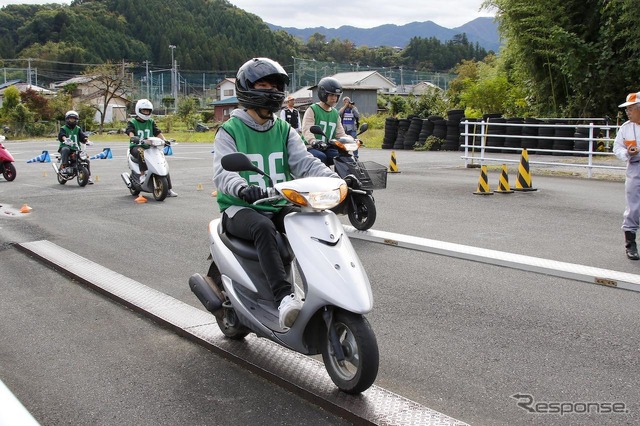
[
  {"xmin": 209, "ymin": 96, "xmax": 239, "ymax": 122},
  {"xmin": 52, "ymin": 76, "xmax": 128, "ymax": 123},
  {"xmin": 215, "ymin": 78, "xmax": 236, "ymax": 101},
  {"xmin": 0, "ymin": 80, "xmax": 55, "ymax": 108}
]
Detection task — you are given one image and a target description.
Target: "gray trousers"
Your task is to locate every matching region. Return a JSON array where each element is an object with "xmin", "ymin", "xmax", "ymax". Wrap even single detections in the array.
[{"xmin": 623, "ymin": 160, "xmax": 640, "ymax": 232}]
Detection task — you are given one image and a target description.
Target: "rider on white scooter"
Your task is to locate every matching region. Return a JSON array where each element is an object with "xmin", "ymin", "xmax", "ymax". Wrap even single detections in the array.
[
  {"xmin": 213, "ymin": 57, "xmax": 360, "ymax": 328},
  {"xmin": 126, "ymin": 99, "xmax": 178, "ymax": 197}
]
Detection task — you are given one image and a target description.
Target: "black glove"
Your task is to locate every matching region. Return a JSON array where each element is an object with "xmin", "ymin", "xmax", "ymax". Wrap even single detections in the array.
[
  {"xmin": 239, "ymin": 185, "xmax": 268, "ymax": 204},
  {"xmin": 343, "ymin": 174, "xmax": 362, "ymax": 189},
  {"xmin": 312, "ymin": 141, "xmax": 327, "ymax": 151},
  {"xmin": 130, "ymin": 136, "xmax": 141, "ymax": 144}
]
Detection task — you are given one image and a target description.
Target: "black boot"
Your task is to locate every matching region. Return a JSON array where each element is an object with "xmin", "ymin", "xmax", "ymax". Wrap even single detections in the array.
[{"xmin": 625, "ymin": 231, "xmax": 640, "ymax": 260}]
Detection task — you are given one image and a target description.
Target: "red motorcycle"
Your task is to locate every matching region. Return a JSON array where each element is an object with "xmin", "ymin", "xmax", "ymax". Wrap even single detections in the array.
[{"xmin": 0, "ymin": 135, "xmax": 16, "ymax": 181}]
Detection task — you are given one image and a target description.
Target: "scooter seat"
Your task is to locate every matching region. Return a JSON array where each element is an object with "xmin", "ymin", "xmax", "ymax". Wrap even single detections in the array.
[{"xmin": 220, "ymin": 229, "xmax": 294, "ymax": 264}]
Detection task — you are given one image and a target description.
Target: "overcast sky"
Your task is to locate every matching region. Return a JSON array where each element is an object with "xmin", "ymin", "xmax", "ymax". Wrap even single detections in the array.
[{"xmin": 1, "ymin": 0, "xmax": 496, "ymax": 29}]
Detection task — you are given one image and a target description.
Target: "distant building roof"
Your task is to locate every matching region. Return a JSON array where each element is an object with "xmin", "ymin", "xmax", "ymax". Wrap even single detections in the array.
[
  {"xmin": 330, "ymin": 71, "xmax": 396, "ymax": 88},
  {"xmin": 209, "ymin": 96, "xmax": 238, "ymax": 106},
  {"xmin": 0, "ymin": 82, "xmax": 55, "ymax": 95}
]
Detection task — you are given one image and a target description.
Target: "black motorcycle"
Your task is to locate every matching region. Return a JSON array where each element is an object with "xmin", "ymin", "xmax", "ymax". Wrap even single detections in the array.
[
  {"xmin": 310, "ymin": 123, "xmax": 387, "ymax": 230},
  {"xmin": 53, "ymin": 143, "xmax": 90, "ymax": 187}
]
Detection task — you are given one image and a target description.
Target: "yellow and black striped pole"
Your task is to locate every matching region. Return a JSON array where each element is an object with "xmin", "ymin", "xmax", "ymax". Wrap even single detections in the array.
[
  {"xmin": 495, "ymin": 164, "xmax": 514, "ymax": 194},
  {"xmin": 388, "ymin": 150, "xmax": 400, "ymax": 173},
  {"xmin": 514, "ymin": 148, "xmax": 538, "ymax": 191},
  {"xmin": 473, "ymin": 164, "xmax": 493, "ymax": 195}
]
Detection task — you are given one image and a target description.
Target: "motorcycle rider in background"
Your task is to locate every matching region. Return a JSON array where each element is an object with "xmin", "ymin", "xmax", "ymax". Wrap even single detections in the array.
[
  {"xmin": 212, "ymin": 57, "xmax": 359, "ymax": 328},
  {"xmin": 58, "ymin": 110, "xmax": 93, "ymax": 184},
  {"xmin": 301, "ymin": 77, "xmax": 347, "ymax": 166},
  {"xmin": 126, "ymin": 99, "xmax": 178, "ymax": 197}
]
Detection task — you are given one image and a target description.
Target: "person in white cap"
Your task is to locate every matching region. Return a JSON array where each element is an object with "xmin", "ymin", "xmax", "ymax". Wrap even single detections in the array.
[
  {"xmin": 614, "ymin": 91, "xmax": 640, "ymax": 259},
  {"xmin": 279, "ymin": 95, "xmax": 301, "ymax": 133}
]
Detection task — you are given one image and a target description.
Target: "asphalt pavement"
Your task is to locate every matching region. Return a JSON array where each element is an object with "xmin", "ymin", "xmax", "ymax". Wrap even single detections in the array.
[{"xmin": 1, "ymin": 139, "xmax": 639, "ymax": 426}]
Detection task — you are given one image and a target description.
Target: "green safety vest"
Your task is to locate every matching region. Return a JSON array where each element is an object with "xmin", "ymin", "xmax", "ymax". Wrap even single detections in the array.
[{"xmin": 216, "ymin": 117, "xmax": 292, "ymax": 213}]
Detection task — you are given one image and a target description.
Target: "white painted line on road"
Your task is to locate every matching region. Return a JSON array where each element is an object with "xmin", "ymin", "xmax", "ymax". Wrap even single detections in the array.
[
  {"xmin": 0, "ymin": 379, "xmax": 41, "ymax": 425},
  {"xmin": 345, "ymin": 226, "xmax": 640, "ymax": 292},
  {"xmin": 16, "ymin": 240, "xmax": 469, "ymax": 426}
]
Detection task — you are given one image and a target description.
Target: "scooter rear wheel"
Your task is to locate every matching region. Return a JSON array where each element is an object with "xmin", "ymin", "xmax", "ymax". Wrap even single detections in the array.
[
  {"xmin": 216, "ymin": 306, "xmax": 250, "ymax": 340},
  {"xmin": 57, "ymin": 171, "xmax": 67, "ymax": 185},
  {"xmin": 348, "ymin": 193, "xmax": 377, "ymax": 230},
  {"xmin": 321, "ymin": 310, "xmax": 379, "ymax": 394},
  {"xmin": 2, "ymin": 162, "xmax": 16, "ymax": 181}
]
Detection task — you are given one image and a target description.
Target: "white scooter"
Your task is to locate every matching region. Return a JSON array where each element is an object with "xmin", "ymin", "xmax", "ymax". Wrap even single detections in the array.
[
  {"xmin": 189, "ymin": 152, "xmax": 379, "ymax": 394},
  {"xmin": 121, "ymin": 137, "xmax": 171, "ymax": 201}
]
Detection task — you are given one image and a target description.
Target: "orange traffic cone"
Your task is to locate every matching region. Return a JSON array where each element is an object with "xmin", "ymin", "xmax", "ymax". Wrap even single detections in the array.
[
  {"xmin": 20, "ymin": 204, "xmax": 33, "ymax": 213},
  {"xmin": 135, "ymin": 195, "xmax": 147, "ymax": 203}
]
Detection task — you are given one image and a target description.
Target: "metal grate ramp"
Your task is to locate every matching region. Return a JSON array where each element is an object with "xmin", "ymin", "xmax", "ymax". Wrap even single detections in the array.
[{"xmin": 16, "ymin": 240, "xmax": 468, "ymax": 426}]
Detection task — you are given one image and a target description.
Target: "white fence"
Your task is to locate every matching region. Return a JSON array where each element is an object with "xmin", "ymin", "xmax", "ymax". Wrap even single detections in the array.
[{"xmin": 459, "ymin": 120, "xmax": 623, "ymax": 178}]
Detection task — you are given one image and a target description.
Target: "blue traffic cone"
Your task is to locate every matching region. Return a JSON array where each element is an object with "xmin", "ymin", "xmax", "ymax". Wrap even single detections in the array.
[
  {"xmin": 90, "ymin": 151, "xmax": 106, "ymax": 160},
  {"xmin": 164, "ymin": 145, "xmax": 173, "ymax": 155},
  {"xmin": 27, "ymin": 150, "xmax": 51, "ymax": 163},
  {"xmin": 104, "ymin": 148, "xmax": 112, "ymax": 159}
]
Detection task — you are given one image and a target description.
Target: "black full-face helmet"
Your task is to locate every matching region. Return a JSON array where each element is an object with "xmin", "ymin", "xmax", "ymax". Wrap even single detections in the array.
[
  {"xmin": 317, "ymin": 77, "xmax": 343, "ymax": 103},
  {"xmin": 236, "ymin": 58, "xmax": 289, "ymax": 113},
  {"xmin": 65, "ymin": 110, "xmax": 79, "ymax": 128}
]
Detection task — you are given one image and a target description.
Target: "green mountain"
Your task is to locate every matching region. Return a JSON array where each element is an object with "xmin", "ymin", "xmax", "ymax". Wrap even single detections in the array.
[{"xmin": 0, "ymin": 0, "xmax": 298, "ymax": 71}]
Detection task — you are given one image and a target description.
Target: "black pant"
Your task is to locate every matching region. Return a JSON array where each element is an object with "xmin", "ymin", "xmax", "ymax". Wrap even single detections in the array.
[
  {"xmin": 59, "ymin": 146, "xmax": 71, "ymax": 166},
  {"xmin": 222, "ymin": 206, "xmax": 297, "ymax": 303},
  {"xmin": 130, "ymin": 146, "xmax": 147, "ymax": 172}
]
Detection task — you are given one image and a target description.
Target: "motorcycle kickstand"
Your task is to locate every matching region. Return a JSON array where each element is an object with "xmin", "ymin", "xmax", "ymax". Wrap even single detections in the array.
[{"xmin": 322, "ymin": 308, "xmax": 346, "ymax": 362}]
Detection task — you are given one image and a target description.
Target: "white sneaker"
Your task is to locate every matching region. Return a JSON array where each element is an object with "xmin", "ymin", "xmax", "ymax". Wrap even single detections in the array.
[
  {"xmin": 167, "ymin": 189, "xmax": 178, "ymax": 197},
  {"xmin": 278, "ymin": 293, "xmax": 303, "ymax": 328},
  {"xmin": 139, "ymin": 173, "xmax": 146, "ymax": 184}
]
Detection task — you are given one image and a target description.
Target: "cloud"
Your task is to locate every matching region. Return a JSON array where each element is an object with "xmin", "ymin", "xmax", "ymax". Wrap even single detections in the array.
[{"xmin": 229, "ymin": 0, "xmax": 495, "ymax": 29}]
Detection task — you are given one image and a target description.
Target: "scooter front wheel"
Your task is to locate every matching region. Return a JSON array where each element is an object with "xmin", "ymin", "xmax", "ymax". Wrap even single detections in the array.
[
  {"xmin": 2, "ymin": 162, "xmax": 16, "ymax": 181},
  {"xmin": 321, "ymin": 310, "xmax": 379, "ymax": 394},
  {"xmin": 152, "ymin": 175, "xmax": 169, "ymax": 201},
  {"xmin": 348, "ymin": 193, "xmax": 377, "ymax": 230},
  {"xmin": 77, "ymin": 166, "xmax": 89, "ymax": 187}
]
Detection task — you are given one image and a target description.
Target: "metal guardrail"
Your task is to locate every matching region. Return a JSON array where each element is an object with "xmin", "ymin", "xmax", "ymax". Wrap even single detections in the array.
[{"xmin": 459, "ymin": 120, "xmax": 624, "ymax": 178}]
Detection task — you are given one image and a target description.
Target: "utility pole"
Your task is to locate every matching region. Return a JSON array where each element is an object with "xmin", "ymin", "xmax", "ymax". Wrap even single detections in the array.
[
  {"xmin": 27, "ymin": 58, "xmax": 32, "ymax": 86},
  {"xmin": 144, "ymin": 60, "xmax": 150, "ymax": 99},
  {"xmin": 169, "ymin": 45, "xmax": 178, "ymax": 112}
]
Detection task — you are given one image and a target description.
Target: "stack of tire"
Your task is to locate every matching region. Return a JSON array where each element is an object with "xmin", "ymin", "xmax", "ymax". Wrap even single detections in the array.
[
  {"xmin": 393, "ymin": 118, "xmax": 411, "ymax": 150},
  {"xmin": 573, "ymin": 125, "xmax": 600, "ymax": 156},
  {"xmin": 537, "ymin": 120, "xmax": 555, "ymax": 153},
  {"xmin": 483, "ymin": 113, "xmax": 505, "ymax": 152},
  {"xmin": 443, "ymin": 109, "xmax": 464, "ymax": 151},
  {"xmin": 521, "ymin": 118, "xmax": 541, "ymax": 150},
  {"xmin": 404, "ymin": 116, "xmax": 423, "ymax": 149},
  {"xmin": 416, "ymin": 119, "xmax": 433, "ymax": 148},
  {"xmin": 430, "ymin": 116, "xmax": 447, "ymax": 151},
  {"xmin": 551, "ymin": 120, "xmax": 574, "ymax": 155},
  {"xmin": 382, "ymin": 117, "xmax": 398, "ymax": 149},
  {"xmin": 504, "ymin": 117, "xmax": 524, "ymax": 152}
]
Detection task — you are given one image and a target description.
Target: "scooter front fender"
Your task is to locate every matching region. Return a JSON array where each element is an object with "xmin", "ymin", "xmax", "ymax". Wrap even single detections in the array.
[
  {"xmin": 143, "ymin": 147, "xmax": 169, "ymax": 176},
  {"xmin": 284, "ymin": 211, "xmax": 373, "ymax": 314}
]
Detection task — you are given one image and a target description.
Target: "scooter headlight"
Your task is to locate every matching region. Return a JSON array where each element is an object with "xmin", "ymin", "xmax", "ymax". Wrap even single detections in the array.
[
  {"xmin": 78, "ymin": 151, "xmax": 88, "ymax": 160},
  {"xmin": 282, "ymin": 184, "xmax": 347, "ymax": 209}
]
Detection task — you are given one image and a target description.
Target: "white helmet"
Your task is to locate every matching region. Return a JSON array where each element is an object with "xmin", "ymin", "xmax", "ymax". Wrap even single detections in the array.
[{"xmin": 135, "ymin": 99, "xmax": 153, "ymax": 121}]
